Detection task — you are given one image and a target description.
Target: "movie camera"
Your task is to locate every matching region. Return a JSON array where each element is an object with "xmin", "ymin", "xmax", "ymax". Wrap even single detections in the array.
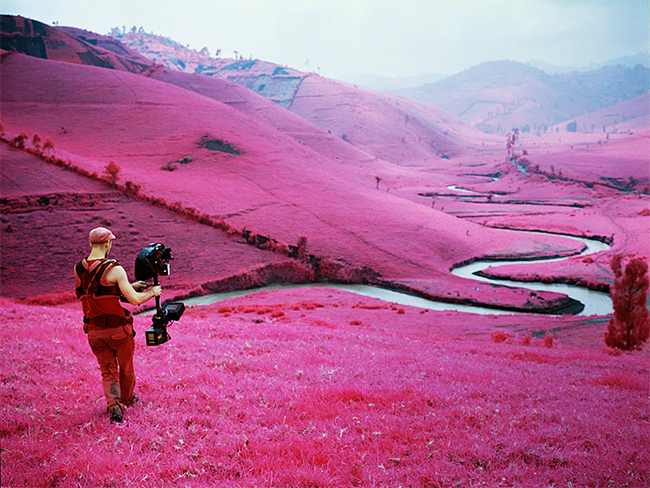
[{"xmin": 135, "ymin": 243, "xmax": 185, "ymax": 346}]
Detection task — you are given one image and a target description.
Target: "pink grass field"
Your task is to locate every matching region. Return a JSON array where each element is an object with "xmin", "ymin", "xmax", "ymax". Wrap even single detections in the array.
[{"xmin": 1, "ymin": 287, "xmax": 648, "ymax": 488}]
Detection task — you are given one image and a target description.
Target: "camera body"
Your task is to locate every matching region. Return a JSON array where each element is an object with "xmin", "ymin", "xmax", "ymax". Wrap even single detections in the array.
[
  {"xmin": 136, "ymin": 243, "xmax": 184, "ymax": 346},
  {"xmin": 135, "ymin": 243, "xmax": 173, "ymax": 281}
]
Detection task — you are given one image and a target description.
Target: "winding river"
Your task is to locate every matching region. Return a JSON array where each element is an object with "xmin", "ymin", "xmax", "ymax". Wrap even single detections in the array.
[
  {"xmin": 182, "ymin": 230, "xmax": 612, "ymax": 317},
  {"xmin": 451, "ymin": 231, "xmax": 612, "ymax": 316}
]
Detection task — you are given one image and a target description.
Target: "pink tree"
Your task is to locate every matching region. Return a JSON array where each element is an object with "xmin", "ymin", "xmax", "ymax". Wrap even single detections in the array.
[
  {"xmin": 103, "ymin": 160, "xmax": 121, "ymax": 189},
  {"xmin": 43, "ymin": 137, "xmax": 55, "ymax": 155},
  {"xmin": 605, "ymin": 254, "xmax": 650, "ymax": 350}
]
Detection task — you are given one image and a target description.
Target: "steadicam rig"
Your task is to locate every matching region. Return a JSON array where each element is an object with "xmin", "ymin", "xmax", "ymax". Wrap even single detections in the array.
[{"xmin": 135, "ymin": 243, "xmax": 185, "ymax": 346}]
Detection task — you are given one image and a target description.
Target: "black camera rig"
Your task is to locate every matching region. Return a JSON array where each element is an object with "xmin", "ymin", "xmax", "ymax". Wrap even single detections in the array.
[{"xmin": 135, "ymin": 243, "xmax": 185, "ymax": 346}]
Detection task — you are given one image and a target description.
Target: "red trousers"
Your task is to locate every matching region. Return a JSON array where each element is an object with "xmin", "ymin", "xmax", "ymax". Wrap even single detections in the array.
[{"xmin": 87, "ymin": 323, "xmax": 136, "ymax": 410}]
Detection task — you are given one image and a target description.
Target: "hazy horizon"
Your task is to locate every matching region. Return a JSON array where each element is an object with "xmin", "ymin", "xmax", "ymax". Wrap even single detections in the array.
[{"xmin": 2, "ymin": 0, "xmax": 649, "ymax": 79}]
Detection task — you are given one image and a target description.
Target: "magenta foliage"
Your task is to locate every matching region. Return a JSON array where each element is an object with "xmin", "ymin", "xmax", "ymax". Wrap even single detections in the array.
[
  {"xmin": 1, "ymin": 291, "xmax": 649, "ymax": 487},
  {"xmin": 605, "ymin": 254, "xmax": 650, "ymax": 350}
]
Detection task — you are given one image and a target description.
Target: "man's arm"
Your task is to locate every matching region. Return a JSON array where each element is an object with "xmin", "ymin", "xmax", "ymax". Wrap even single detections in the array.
[{"xmin": 105, "ymin": 265, "xmax": 161, "ymax": 305}]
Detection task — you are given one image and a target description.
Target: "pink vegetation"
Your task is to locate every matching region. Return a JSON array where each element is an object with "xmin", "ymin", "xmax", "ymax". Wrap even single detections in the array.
[
  {"xmin": 1, "ymin": 52, "xmax": 594, "ymax": 313},
  {"xmin": 605, "ymin": 255, "xmax": 650, "ymax": 350},
  {"xmin": 1, "ymin": 288, "xmax": 648, "ymax": 487}
]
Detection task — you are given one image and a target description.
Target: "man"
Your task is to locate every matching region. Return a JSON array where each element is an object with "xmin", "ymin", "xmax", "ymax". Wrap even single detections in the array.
[{"xmin": 74, "ymin": 227, "xmax": 162, "ymax": 423}]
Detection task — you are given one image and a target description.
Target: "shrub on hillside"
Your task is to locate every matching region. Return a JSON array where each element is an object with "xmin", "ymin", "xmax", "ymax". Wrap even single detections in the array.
[
  {"xmin": 296, "ymin": 236, "xmax": 308, "ymax": 261},
  {"xmin": 605, "ymin": 254, "xmax": 650, "ymax": 351},
  {"xmin": 42, "ymin": 137, "xmax": 54, "ymax": 154},
  {"xmin": 124, "ymin": 180, "xmax": 141, "ymax": 196},
  {"xmin": 198, "ymin": 135, "xmax": 240, "ymax": 154},
  {"xmin": 31, "ymin": 133, "xmax": 41, "ymax": 150},
  {"xmin": 12, "ymin": 133, "xmax": 27, "ymax": 149},
  {"xmin": 544, "ymin": 332, "xmax": 555, "ymax": 348},
  {"xmin": 491, "ymin": 330, "xmax": 513, "ymax": 343},
  {"xmin": 160, "ymin": 160, "xmax": 178, "ymax": 171},
  {"xmin": 103, "ymin": 161, "xmax": 121, "ymax": 189}
]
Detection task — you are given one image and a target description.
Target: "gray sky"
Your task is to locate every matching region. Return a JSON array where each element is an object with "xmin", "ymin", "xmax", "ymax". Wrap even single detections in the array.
[{"xmin": 3, "ymin": 0, "xmax": 649, "ymax": 78}]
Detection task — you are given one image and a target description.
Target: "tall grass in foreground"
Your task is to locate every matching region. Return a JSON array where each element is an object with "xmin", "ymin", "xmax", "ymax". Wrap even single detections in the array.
[{"xmin": 1, "ymin": 296, "xmax": 648, "ymax": 487}]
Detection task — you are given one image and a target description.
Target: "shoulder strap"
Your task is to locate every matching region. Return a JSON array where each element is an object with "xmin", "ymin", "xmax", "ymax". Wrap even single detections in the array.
[
  {"xmin": 75, "ymin": 261, "xmax": 88, "ymax": 298},
  {"xmin": 75, "ymin": 260, "xmax": 86, "ymax": 279},
  {"xmin": 86, "ymin": 259, "xmax": 117, "ymax": 296}
]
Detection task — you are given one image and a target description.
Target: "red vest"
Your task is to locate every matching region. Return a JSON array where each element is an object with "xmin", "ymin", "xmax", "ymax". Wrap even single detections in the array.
[{"xmin": 74, "ymin": 259, "xmax": 127, "ymax": 318}]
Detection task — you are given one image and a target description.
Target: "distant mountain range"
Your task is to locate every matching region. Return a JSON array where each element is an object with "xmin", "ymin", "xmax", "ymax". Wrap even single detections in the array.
[
  {"xmin": 2, "ymin": 15, "xmax": 648, "ymax": 141},
  {"xmin": 529, "ymin": 52, "xmax": 650, "ymax": 74},
  {"xmin": 103, "ymin": 29, "xmax": 649, "ymax": 135},
  {"xmin": 337, "ymin": 52, "xmax": 650, "ymax": 91},
  {"xmin": 395, "ymin": 60, "xmax": 649, "ymax": 133}
]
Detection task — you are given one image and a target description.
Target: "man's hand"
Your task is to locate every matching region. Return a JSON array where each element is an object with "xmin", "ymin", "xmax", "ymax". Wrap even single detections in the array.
[{"xmin": 132, "ymin": 280, "xmax": 151, "ymax": 292}]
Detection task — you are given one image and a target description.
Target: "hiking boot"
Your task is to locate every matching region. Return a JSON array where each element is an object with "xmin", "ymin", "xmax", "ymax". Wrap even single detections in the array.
[
  {"xmin": 129, "ymin": 393, "xmax": 139, "ymax": 406},
  {"xmin": 109, "ymin": 405, "xmax": 123, "ymax": 423}
]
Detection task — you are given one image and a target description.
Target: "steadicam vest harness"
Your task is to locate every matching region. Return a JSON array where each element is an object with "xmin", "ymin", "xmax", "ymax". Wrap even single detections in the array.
[{"xmin": 75, "ymin": 259, "xmax": 130, "ymax": 329}]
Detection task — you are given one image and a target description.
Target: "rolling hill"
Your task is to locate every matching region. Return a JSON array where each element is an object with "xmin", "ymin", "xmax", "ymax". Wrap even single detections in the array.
[
  {"xmin": 109, "ymin": 26, "xmax": 648, "ymax": 154},
  {"xmin": 107, "ymin": 27, "xmax": 499, "ymax": 167},
  {"xmin": 0, "ymin": 15, "xmax": 151, "ymax": 74},
  {"xmin": 1, "ymin": 20, "xmax": 587, "ymax": 313}
]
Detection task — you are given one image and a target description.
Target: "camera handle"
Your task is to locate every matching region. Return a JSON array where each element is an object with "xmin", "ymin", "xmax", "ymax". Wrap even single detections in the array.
[{"xmin": 153, "ymin": 273, "xmax": 162, "ymax": 314}]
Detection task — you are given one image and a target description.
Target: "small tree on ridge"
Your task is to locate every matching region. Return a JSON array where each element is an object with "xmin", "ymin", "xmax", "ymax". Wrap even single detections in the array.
[
  {"xmin": 103, "ymin": 160, "xmax": 121, "ymax": 190},
  {"xmin": 605, "ymin": 254, "xmax": 650, "ymax": 350},
  {"xmin": 43, "ymin": 137, "xmax": 55, "ymax": 154},
  {"xmin": 32, "ymin": 133, "xmax": 41, "ymax": 150}
]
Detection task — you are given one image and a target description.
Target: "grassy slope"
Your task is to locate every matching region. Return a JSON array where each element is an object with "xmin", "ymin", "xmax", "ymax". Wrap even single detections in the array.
[
  {"xmin": 0, "ymin": 144, "xmax": 294, "ymax": 301},
  {"xmin": 523, "ymin": 129, "xmax": 650, "ymax": 186},
  {"xmin": 0, "ymin": 52, "xmax": 588, "ymax": 312},
  {"xmin": 0, "ymin": 15, "xmax": 152, "ymax": 75},
  {"xmin": 1, "ymin": 289, "xmax": 648, "ymax": 487}
]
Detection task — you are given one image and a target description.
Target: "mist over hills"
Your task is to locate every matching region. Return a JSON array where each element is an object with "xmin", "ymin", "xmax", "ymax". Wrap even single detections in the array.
[
  {"xmin": 529, "ymin": 51, "xmax": 650, "ymax": 75},
  {"xmin": 336, "ymin": 52, "xmax": 650, "ymax": 92},
  {"xmin": 106, "ymin": 26, "xmax": 649, "ymax": 136},
  {"xmin": 395, "ymin": 60, "xmax": 649, "ymax": 134},
  {"xmin": 2, "ymin": 15, "xmax": 647, "ymax": 150},
  {"xmin": 334, "ymin": 72, "xmax": 448, "ymax": 92}
]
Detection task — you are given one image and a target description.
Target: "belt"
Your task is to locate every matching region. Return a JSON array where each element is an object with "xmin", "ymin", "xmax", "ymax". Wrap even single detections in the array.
[{"xmin": 84, "ymin": 315, "xmax": 126, "ymax": 328}]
